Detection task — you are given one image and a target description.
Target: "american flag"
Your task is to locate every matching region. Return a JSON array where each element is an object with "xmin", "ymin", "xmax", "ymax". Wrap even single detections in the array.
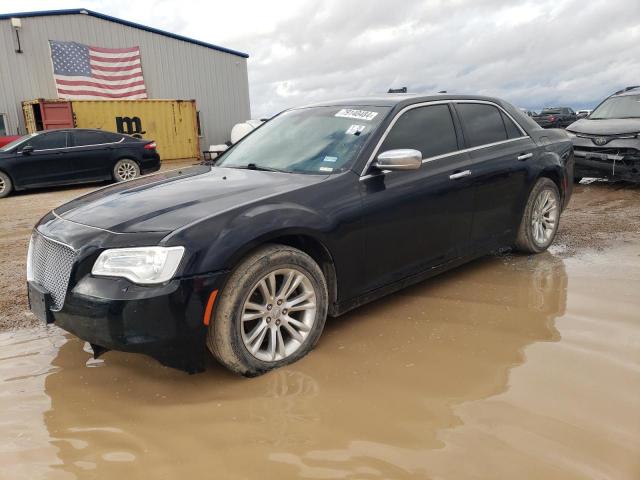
[{"xmin": 49, "ymin": 40, "xmax": 148, "ymax": 99}]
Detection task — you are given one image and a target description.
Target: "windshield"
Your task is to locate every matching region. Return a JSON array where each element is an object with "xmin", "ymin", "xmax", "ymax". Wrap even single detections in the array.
[
  {"xmin": 0, "ymin": 133, "xmax": 37, "ymax": 152},
  {"xmin": 216, "ymin": 106, "xmax": 389, "ymax": 174},
  {"xmin": 591, "ymin": 95, "xmax": 640, "ymax": 119}
]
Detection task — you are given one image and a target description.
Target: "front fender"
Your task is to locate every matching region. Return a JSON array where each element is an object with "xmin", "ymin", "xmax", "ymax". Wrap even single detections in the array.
[{"xmin": 166, "ymin": 201, "xmax": 336, "ymax": 275}]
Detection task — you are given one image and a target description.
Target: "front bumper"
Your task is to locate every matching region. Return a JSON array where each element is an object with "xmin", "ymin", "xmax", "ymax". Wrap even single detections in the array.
[
  {"xmin": 50, "ymin": 271, "xmax": 225, "ymax": 372},
  {"xmin": 30, "ymin": 212, "xmax": 227, "ymax": 373},
  {"xmin": 571, "ymin": 136, "xmax": 640, "ymax": 182}
]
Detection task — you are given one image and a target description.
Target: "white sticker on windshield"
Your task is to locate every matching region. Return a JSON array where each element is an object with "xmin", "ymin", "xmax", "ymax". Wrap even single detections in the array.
[
  {"xmin": 345, "ymin": 124, "xmax": 366, "ymax": 135},
  {"xmin": 319, "ymin": 167, "xmax": 333, "ymax": 172},
  {"xmin": 335, "ymin": 109, "xmax": 378, "ymax": 121},
  {"xmin": 323, "ymin": 156, "xmax": 337, "ymax": 162}
]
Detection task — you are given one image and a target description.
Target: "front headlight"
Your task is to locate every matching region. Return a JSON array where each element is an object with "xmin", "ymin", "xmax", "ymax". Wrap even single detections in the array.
[{"xmin": 92, "ymin": 246, "xmax": 185, "ymax": 284}]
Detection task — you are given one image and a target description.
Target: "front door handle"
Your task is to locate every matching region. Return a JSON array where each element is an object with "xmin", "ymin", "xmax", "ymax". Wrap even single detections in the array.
[
  {"xmin": 517, "ymin": 153, "xmax": 533, "ymax": 161},
  {"xmin": 449, "ymin": 170, "xmax": 471, "ymax": 180}
]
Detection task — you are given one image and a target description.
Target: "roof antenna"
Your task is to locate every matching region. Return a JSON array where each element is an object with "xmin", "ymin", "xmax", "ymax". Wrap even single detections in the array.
[{"xmin": 388, "ymin": 87, "xmax": 407, "ymax": 94}]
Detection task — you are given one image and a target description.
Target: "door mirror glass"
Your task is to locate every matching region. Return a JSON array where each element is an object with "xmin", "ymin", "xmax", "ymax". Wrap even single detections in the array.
[
  {"xmin": 374, "ymin": 149, "xmax": 422, "ymax": 171},
  {"xmin": 21, "ymin": 145, "xmax": 33, "ymax": 155}
]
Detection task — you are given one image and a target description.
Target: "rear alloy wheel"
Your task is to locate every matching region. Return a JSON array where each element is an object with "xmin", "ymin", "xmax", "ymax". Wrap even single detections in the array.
[
  {"xmin": 0, "ymin": 171, "xmax": 13, "ymax": 198},
  {"xmin": 515, "ymin": 177, "xmax": 561, "ymax": 253},
  {"xmin": 207, "ymin": 244, "xmax": 328, "ymax": 376},
  {"xmin": 113, "ymin": 159, "xmax": 140, "ymax": 182}
]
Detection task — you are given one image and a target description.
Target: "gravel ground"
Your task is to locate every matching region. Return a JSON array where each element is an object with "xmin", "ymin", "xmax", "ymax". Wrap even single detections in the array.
[{"xmin": 0, "ymin": 174, "xmax": 638, "ymax": 331}]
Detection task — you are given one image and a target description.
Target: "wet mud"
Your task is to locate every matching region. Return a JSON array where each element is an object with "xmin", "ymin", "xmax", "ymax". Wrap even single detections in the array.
[{"xmin": 1, "ymin": 238, "xmax": 639, "ymax": 478}]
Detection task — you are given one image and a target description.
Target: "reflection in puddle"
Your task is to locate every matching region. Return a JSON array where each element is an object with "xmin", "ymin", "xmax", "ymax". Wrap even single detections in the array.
[{"xmin": 1, "ymin": 251, "xmax": 639, "ymax": 479}]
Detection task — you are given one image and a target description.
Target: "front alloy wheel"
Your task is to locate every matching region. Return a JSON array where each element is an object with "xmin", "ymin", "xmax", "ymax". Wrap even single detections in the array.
[
  {"xmin": 241, "ymin": 268, "xmax": 317, "ymax": 362},
  {"xmin": 207, "ymin": 244, "xmax": 328, "ymax": 376}
]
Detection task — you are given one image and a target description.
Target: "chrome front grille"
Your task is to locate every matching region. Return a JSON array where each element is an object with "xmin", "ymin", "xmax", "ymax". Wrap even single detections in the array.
[{"xmin": 28, "ymin": 231, "xmax": 76, "ymax": 311}]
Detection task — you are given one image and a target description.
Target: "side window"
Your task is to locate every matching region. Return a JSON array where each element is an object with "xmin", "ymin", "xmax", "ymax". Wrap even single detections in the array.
[
  {"xmin": 500, "ymin": 111, "xmax": 523, "ymax": 139},
  {"xmin": 456, "ymin": 103, "xmax": 508, "ymax": 147},
  {"xmin": 72, "ymin": 130, "xmax": 109, "ymax": 146},
  {"xmin": 25, "ymin": 131, "xmax": 67, "ymax": 150},
  {"xmin": 380, "ymin": 104, "xmax": 458, "ymax": 159},
  {"xmin": 101, "ymin": 131, "xmax": 124, "ymax": 143}
]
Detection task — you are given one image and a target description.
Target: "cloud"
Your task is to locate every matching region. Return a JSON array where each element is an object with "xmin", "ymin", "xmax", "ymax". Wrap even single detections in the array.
[{"xmin": 3, "ymin": 0, "xmax": 640, "ymax": 117}]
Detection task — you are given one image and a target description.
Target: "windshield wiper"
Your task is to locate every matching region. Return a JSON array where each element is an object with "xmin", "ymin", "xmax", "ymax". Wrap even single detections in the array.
[{"xmin": 243, "ymin": 163, "xmax": 289, "ymax": 173}]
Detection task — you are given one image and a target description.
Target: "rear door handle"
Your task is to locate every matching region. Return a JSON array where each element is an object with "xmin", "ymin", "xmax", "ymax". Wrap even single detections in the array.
[
  {"xmin": 449, "ymin": 170, "xmax": 471, "ymax": 180},
  {"xmin": 517, "ymin": 153, "xmax": 533, "ymax": 161}
]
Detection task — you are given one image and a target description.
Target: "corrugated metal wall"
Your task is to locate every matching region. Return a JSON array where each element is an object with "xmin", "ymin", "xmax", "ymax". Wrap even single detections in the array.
[{"xmin": 0, "ymin": 13, "xmax": 250, "ymax": 152}]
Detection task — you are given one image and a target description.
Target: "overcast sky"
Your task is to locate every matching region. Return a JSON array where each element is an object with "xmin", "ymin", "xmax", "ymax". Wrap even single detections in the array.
[{"xmin": 3, "ymin": 0, "xmax": 640, "ymax": 117}]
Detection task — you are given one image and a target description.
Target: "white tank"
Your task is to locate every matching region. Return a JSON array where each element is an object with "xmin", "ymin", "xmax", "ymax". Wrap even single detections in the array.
[{"xmin": 230, "ymin": 119, "xmax": 264, "ymax": 144}]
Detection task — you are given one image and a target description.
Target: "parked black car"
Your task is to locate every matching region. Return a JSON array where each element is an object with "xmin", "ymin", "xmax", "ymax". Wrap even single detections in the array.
[
  {"xmin": 567, "ymin": 86, "xmax": 640, "ymax": 182},
  {"xmin": 0, "ymin": 128, "xmax": 160, "ymax": 197},
  {"xmin": 27, "ymin": 95, "xmax": 574, "ymax": 375},
  {"xmin": 532, "ymin": 107, "xmax": 578, "ymax": 128}
]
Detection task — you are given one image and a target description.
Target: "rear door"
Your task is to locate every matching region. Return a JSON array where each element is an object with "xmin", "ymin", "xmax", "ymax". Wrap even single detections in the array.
[
  {"xmin": 358, "ymin": 103, "xmax": 475, "ymax": 291},
  {"xmin": 453, "ymin": 102, "xmax": 537, "ymax": 250},
  {"xmin": 68, "ymin": 130, "xmax": 121, "ymax": 181},
  {"xmin": 12, "ymin": 131, "xmax": 73, "ymax": 187}
]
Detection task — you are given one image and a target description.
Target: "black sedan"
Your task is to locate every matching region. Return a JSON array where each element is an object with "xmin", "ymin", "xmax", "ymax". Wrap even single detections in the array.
[
  {"xmin": 0, "ymin": 129, "xmax": 160, "ymax": 197},
  {"xmin": 27, "ymin": 95, "xmax": 574, "ymax": 375}
]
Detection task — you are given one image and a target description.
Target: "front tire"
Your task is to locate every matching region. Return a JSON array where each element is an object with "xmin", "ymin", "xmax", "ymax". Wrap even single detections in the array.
[
  {"xmin": 207, "ymin": 244, "xmax": 328, "ymax": 376},
  {"xmin": 0, "ymin": 171, "xmax": 13, "ymax": 198},
  {"xmin": 113, "ymin": 159, "xmax": 140, "ymax": 182},
  {"xmin": 515, "ymin": 178, "xmax": 561, "ymax": 253}
]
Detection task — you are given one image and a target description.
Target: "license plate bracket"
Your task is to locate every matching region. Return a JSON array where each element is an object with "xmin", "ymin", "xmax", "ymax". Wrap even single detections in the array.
[{"xmin": 27, "ymin": 281, "xmax": 54, "ymax": 324}]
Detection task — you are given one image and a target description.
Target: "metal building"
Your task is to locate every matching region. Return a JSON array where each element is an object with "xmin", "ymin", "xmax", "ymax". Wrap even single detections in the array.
[{"xmin": 0, "ymin": 8, "xmax": 251, "ymax": 153}]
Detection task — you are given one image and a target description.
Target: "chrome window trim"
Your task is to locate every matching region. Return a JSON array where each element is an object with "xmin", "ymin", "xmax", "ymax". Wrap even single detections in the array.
[
  {"xmin": 359, "ymin": 99, "xmax": 530, "ymax": 178},
  {"xmin": 23, "ymin": 135, "xmax": 125, "ymax": 153}
]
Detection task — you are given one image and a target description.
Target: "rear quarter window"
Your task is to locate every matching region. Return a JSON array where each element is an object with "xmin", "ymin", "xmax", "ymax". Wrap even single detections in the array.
[
  {"xmin": 456, "ymin": 103, "xmax": 508, "ymax": 147},
  {"xmin": 72, "ymin": 130, "xmax": 111, "ymax": 146}
]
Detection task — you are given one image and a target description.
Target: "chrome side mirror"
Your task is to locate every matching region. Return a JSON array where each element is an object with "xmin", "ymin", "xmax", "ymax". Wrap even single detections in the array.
[{"xmin": 373, "ymin": 149, "xmax": 422, "ymax": 171}]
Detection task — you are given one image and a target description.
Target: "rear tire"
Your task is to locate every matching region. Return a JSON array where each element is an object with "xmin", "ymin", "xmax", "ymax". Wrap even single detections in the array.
[
  {"xmin": 515, "ymin": 178, "xmax": 561, "ymax": 254},
  {"xmin": 573, "ymin": 176, "xmax": 583, "ymax": 184},
  {"xmin": 207, "ymin": 244, "xmax": 328, "ymax": 377},
  {"xmin": 0, "ymin": 171, "xmax": 13, "ymax": 198},
  {"xmin": 113, "ymin": 159, "xmax": 140, "ymax": 182}
]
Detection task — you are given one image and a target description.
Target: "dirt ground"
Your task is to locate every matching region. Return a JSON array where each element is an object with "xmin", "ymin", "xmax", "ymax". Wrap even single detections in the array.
[{"xmin": 0, "ymin": 174, "xmax": 639, "ymax": 479}]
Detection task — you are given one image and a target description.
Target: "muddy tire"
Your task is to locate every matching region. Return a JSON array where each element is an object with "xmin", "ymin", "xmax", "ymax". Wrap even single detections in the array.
[
  {"xmin": 207, "ymin": 244, "xmax": 328, "ymax": 377},
  {"xmin": 0, "ymin": 171, "xmax": 12, "ymax": 198},
  {"xmin": 515, "ymin": 177, "xmax": 561, "ymax": 254},
  {"xmin": 113, "ymin": 159, "xmax": 140, "ymax": 182}
]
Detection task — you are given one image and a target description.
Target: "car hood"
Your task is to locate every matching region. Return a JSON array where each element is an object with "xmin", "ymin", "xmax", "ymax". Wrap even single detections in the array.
[
  {"xmin": 54, "ymin": 165, "xmax": 328, "ymax": 233},
  {"xmin": 567, "ymin": 118, "xmax": 640, "ymax": 135}
]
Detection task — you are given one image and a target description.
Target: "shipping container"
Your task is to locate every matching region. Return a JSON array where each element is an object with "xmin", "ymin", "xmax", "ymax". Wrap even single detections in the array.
[{"xmin": 22, "ymin": 99, "xmax": 200, "ymax": 161}]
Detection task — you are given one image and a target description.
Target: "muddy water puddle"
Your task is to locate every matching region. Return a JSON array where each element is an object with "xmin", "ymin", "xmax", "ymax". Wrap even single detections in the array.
[{"xmin": 1, "ymin": 247, "xmax": 639, "ymax": 479}]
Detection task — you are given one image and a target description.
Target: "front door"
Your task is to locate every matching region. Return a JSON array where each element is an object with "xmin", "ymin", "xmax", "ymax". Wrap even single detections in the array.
[
  {"xmin": 14, "ymin": 131, "xmax": 73, "ymax": 187},
  {"xmin": 358, "ymin": 103, "xmax": 475, "ymax": 293}
]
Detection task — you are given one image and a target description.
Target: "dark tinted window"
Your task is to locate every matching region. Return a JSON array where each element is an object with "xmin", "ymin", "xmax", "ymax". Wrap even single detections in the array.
[
  {"xmin": 102, "ymin": 131, "xmax": 124, "ymax": 142},
  {"xmin": 457, "ymin": 103, "xmax": 507, "ymax": 147},
  {"xmin": 380, "ymin": 104, "xmax": 458, "ymax": 159},
  {"xmin": 25, "ymin": 131, "xmax": 67, "ymax": 150},
  {"xmin": 501, "ymin": 111, "xmax": 523, "ymax": 139},
  {"xmin": 72, "ymin": 130, "xmax": 110, "ymax": 146}
]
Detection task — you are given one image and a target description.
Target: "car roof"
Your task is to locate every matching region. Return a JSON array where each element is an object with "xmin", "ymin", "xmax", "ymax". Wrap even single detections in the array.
[
  {"xmin": 613, "ymin": 86, "xmax": 640, "ymax": 97},
  {"xmin": 296, "ymin": 93, "xmax": 514, "ymax": 109},
  {"xmin": 37, "ymin": 128, "xmax": 113, "ymax": 134}
]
